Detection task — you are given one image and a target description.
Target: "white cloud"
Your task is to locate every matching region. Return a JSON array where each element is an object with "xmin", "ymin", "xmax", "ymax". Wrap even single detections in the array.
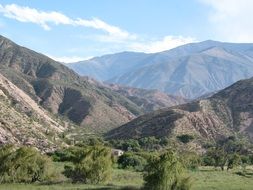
[
  {"xmin": 0, "ymin": 4, "xmax": 71, "ymax": 30},
  {"xmin": 47, "ymin": 55, "xmax": 92, "ymax": 63},
  {"xmin": 74, "ymin": 18, "xmax": 137, "ymax": 41},
  {"xmin": 0, "ymin": 3, "xmax": 133, "ymax": 41},
  {"xmin": 200, "ymin": 0, "xmax": 253, "ymax": 42},
  {"xmin": 129, "ymin": 36, "xmax": 196, "ymax": 53},
  {"xmin": 0, "ymin": 3, "xmax": 196, "ymax": 56}
]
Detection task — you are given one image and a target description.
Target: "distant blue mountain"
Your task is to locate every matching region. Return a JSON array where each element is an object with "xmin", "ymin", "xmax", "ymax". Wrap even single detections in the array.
[
  {"xmin": 68, "ymin": 40, "xmax": 253, "ymax": 99},
  {"xmin": 67, "ymin": 52, "xmax": 149, "ymax": 81}
]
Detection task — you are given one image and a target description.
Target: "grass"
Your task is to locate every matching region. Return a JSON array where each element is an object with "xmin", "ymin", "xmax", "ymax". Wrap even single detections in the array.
[
  {"xmin": 191, "ymin": 167, "xmax": 253, "ymax": 190},
  {"xmin": 1, "ymin": 166, "xmax": 253, "ymax": 190},
  {"xmin": 0, "ymin": 169, "xmax": 142, "ymax": 190}
]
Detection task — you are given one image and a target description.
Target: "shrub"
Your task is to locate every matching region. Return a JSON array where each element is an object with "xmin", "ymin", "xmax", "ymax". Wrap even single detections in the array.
[
  {"xmin": 49, "ymin": 146, "xmax": 84, "ymax": 162},
  {"xmin": 227, "ymin": 153, "xmax": 241, "ymax": 170},
  {"xmin": 139, "ymin": 137, "xmax": 160, "ymax": 150},
  {"xmin": 118, "ymin": 152, "xmax": 147, "ymax": 171},
  {"xmin": 110, "ymin": 139, "xmax": 141, "ymax": 152},
  {"xmin": 177, "ymin": 135, "xmax": 194, "ymax": 144},
  {"xmin": 202, "ymin": 155, "xmax": 215, "ymax": 166},
  {"xmin": 0, "ymin": 145, "xmax": 52, "ymax": 183},
  {"xmin": 180, "ymin": 152, "xmax": 201, "ymax": 170},
  {"xmin": 240, "ymin": 155, "xmax": 250, "ymax": 164},
  {"xmin": 143, "ymin": 150, "xmax": 192, "ymax": 190},
  {"xmin": 159, "ymin": 137, "xmax": 170, "ymax": 147},
  {"xmin": 63, "ymin": 146, "xmax": 112, "ymax": 184}
]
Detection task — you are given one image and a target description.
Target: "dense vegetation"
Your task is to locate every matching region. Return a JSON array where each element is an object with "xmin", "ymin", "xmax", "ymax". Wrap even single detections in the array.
[{"xmin": 1, "ymin": 135, "xmax": 253, "ymax": 190}]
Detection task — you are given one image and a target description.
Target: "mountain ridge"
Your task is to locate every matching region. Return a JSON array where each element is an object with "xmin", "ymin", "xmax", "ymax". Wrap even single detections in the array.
[
  {"xmin": 0, "ymin": 35, "xmax": 143, "ymax": 132},
  {"xmin": 68, "ymin": 40, "xmax": 253, "ymax": 99},
  {"xmin": 106, "ymin": 77, "xmax": 253, "ymax": 148}
]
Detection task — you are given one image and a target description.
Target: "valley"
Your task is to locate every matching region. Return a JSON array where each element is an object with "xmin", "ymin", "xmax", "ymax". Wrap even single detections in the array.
[{"xmin": 0, "ymin": 32, "xmax": 253, "ymax": 190}]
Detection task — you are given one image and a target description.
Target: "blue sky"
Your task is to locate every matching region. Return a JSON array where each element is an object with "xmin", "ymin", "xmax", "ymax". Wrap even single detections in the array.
[{"xmin": 0, "ymin": 0, "xmax": 252, "ymax": 62}]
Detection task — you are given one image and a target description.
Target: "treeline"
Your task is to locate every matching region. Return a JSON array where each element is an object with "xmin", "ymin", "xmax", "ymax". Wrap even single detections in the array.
[{"xmin": 110, "ymin": 135, "xmax": 253, "ymax": 172}]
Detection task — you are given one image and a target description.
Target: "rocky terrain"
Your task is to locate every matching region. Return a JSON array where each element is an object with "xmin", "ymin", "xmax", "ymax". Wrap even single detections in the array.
[
  {"xmin": 0, "ymin": 73, "xmax": 66, "ymax": 152},
  {"xmin": 108, "ymin": 84, "xmax": 187, "ymax": 113},
  {"xmin": 106, "ymin": 77, "xmax": 253, "ymax": 148},
  {"xmin": 81, "ymin": 76, "xmax": 187, "ymax": 113}
]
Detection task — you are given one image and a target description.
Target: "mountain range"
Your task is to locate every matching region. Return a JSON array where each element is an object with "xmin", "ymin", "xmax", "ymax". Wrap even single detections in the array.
[
  {"xmin": 0, "ymin": 35, "xmax": 184, "ymax": 135},
  {"xmin": 1, "ymin": 34, "xmax": 253, "ymax": 151},
  {"xmin": 68, "ymin": 40, "xmax": 253, "ymax": 99}
]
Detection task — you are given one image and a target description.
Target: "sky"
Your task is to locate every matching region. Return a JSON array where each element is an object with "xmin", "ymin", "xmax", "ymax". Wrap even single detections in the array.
[{"xmin": 0, "ymin": 0, "xmax": 252, "ymax": 62}]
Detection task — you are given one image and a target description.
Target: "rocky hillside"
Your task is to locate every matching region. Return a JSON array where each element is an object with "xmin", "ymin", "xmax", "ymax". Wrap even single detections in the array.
[
  {"xmin": 0, "ymin": 73, "xmax": 66, "ymax": 152},
  {"xmin": 108, "ymin": 84, "xmax": 187, "ymax": 113},
  {"xmin": 69, "ymin": 40, "xmax": 253, "ymax": 99},
  {"xmin": 81, "ymin": 76, "xmax": 187, "ymax": 113},
  {"xmin": 0, "ymin": 35, "xmax": 144, "ymax": 132},
  {"xmin": 106, "ymin": 77, "xmax": 253, "ymax": 147}
]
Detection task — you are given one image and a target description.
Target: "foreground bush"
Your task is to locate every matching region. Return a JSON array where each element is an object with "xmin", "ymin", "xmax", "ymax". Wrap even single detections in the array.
[
  {"xmin": 63, "ymin": 146, "xmax": 112, "ymax": 184},
  {"xmin": 143, "ymin": 150, "xmax": 192, "ymax": 190},
  {"xmin": 0, "ymin": 145, "xmax": 53, "ymax": 183}
]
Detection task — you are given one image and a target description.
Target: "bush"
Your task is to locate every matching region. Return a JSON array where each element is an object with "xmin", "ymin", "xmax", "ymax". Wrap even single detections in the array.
[
  {"xmin": 143, "ymin": 150, "xmax": 192, "ymax": 190},
  {"xmin": 0, "ymin": 145, "xmax": 53, "ymax": 183},
  {"xmin": 49, "ymin": 146, "xmax": 84, "ymax": 162},
  {"xmin": 227, "ymin": 153, "xmax": 241, "ymax": 170},
  {"xmin": 180, "ymin": 152, "xmax": 201, "ymax": 170},
  {"xmin": 202, "ymin": 155, "xmax": 215, "ymax": 166},
  {"xmin": 118, "ymin": 152, "xmax": 147, "ymax": 171},
  {"xmin": 63, "ymin": 146, "xmax": 112, "ymax": 184},
  {"xmin": 177, "ymin": 135, "xmax": 194, "ymax": 144},
  {"xmin": 240, "ymin": 155, "xmax": 250, "ymax": 164}
]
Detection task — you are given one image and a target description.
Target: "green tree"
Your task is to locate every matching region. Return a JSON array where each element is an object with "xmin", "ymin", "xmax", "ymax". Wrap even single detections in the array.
[
  {"xmin": 143, "ymin": 150, "xmax": 192, "ymax": 190},
  {"xmin": 64, "ymin": 146, "xmax": 112, "ymax": 184},
  {"xmin": 203, "ymin": 136, "xmax": 246, "ymax": 171},
  {"xmin": 139, "ymin": 137, "xmax": 161, "ymax": 150}
]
